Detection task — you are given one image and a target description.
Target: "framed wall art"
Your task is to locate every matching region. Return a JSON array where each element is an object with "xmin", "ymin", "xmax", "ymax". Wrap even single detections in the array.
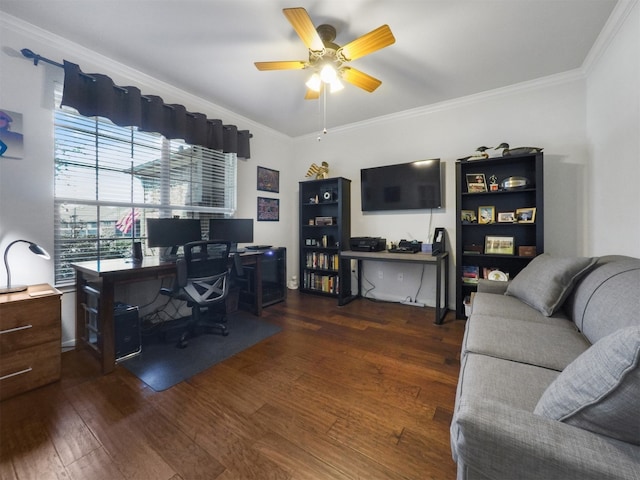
[
  {"xmin": 497, "ymin": 211, "xmax": 515, "ymax": 223},
  {"xmin": 257, "ymin": 197, "xmax": 279, "ymax": 221},
  {"xmin": 466, "ymin": 173, "xmax": 487, "ymax": 193},
  {"xmin": 516, "ymin": 207, "xmax": 536, "ymax": 223},
  {"xmin": 484, "ymin": 235, "xmax": 515, "ymax": 255},
  {"xmin": 257, "ymin": 166, "xmax": 279, "ymax": 193},
  {"xmin": 478, "ymin": 205, "xmax": 495, "ymax": 224}
]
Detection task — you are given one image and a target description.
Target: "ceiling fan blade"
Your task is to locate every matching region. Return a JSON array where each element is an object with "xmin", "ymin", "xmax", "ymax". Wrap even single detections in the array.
[
  {"xmin": 254, "ymin": 61, "xmax": 307, "ymax": 71},
  {"xmin": 304, "ymin": 87, "xmax": 321, "ymax": 100},
  {"xmin": 283, "ymin": 7, "xmax": 324, "ymax": 52},
  {"xmin": 341, "ymin": 67, "xmax": 382, "ymax": 92},
  {"xmin": 338, "ymin": 25, "xmax": 395, "ymax": 61}
]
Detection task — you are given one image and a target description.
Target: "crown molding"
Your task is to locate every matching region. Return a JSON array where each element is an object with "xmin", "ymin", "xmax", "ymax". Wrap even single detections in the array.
[
  {"xmin": 582, "ymin": 0, "xmax": 638, "ymax": 76},
  {"xmin": 295, "ymin": 69, "xmax": 586, "ymax": 141}
]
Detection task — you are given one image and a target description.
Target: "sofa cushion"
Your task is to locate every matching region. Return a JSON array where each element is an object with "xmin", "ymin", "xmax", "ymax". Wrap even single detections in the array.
[
  {"xmin": 463, "ymin": 314, "xmax": 589, "ymax": 371},
  {"xmin": 506, "ymin": 254, "xmax": 597, "ymax": 316},
  {"xmin": 471, "ymin": 292, "xmax": 571, "ymax": 326},
  {"xmin": 456, "ymin": 352, "xmax": 559, "ymax": 412},
  {"xmin": 534, "ymin": 326, "xmax": 640, "ymax": 445},
  {"xmin": 566, "ymin": 259, "xmax": 640, "ymax": 343}
]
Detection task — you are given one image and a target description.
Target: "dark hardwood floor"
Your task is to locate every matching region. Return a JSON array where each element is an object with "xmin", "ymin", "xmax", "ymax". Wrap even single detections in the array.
[{"xmin": 0, "ymin": 290, "xmax": 466, "ymax": 480}]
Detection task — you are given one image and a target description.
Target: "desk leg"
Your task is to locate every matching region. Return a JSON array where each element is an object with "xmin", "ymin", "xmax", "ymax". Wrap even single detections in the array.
[
  {"xmin": 100, "ymin": 279, "xmax": 116, "ymax": 374},
  {"xmin": 75, "ymin": 272, "xmax": 86, "ymax": 350},
  {"xmin": 434, "ymin": 255, "xmax": 449, "ymax": 325},
  {"xmin": 254, "ymin": 255, "xmax": 263, "ymax": 316}
]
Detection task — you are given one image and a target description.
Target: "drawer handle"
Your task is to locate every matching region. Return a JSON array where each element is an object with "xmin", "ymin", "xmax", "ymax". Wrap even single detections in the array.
[
  {"xmin": 0, "ymin": 324, "xmax": 33, "ymax": 335},
  {"xmin": 0, "ymin": 367, "xmax": 33, "ymax": 381}
]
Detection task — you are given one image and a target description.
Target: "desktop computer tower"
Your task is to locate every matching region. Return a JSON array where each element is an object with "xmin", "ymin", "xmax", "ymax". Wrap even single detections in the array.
[
  {"xmin": 114, "ymin": 302, "xmax": 141, "ymax": 360},
  {"xmin": 261, "ymin": 247, "xmax": 286, "ymax": 306}
]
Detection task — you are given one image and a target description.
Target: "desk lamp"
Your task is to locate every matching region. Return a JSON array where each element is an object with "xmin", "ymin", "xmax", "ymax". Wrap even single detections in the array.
[{"xmin": 0, "ymin": 239, "xmax": 51, "ymax": 294}]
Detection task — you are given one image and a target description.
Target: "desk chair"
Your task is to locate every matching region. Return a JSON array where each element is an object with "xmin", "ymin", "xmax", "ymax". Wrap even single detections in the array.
[{"xmin": 161, "ymin": 240, "xmax": 231, "ymax": 348}]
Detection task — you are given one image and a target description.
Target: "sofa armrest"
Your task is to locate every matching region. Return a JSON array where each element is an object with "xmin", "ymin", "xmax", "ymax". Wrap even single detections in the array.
[
  {"xmin": 476, "ymin": 279, "xmax": 510, "ymax": 295},
  {"xmin": 451, "ymin": 398, "xmax": 640, "ymax": 480}
]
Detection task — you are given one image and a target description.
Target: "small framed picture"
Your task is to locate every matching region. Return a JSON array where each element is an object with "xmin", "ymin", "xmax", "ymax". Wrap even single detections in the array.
[
  {"xmin": 478, "ymin": 205, "xmax": 495, "ymax": 224},
  {"xmin": 497, "ymin": 211, "xmax": 515, "ymax": 223},
  {"xmin": 466, "ymin": 173, "xmax": 487, "ymax": 193},
  {"xmin": 516, "ymin": 207, "xmax": 536, "ymax": 223},
  {"xmin": 461, "ymin": 209, "xmax": 477, "ymax": 223},
  {"xmin": 485, "ymin": 235, "xmax": 515, "ymax": 255},
  {"xmin": 257, "ymin": 166, "xmax": 279, "ymax": 193},
  {"xmin": 257, "ymin": 197, "xmax": 279, "ymax": 221}
]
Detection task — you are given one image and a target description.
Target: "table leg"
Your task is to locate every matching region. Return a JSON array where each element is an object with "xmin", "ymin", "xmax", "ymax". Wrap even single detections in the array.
[{"xmin": 100, "ymin": 279, "xmax": 116, "ymax": 374}]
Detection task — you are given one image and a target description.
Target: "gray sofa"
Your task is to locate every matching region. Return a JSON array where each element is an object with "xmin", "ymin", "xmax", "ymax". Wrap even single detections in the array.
[{"xmin": 450, "ymin": 254, "xmax": 640, "ymax": 480}]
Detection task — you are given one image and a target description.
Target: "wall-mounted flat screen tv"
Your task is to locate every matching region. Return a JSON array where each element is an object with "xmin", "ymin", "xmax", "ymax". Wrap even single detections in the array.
[{"xmin": 360, "ymin": 159, "xmax": 443, "ymax": 211}]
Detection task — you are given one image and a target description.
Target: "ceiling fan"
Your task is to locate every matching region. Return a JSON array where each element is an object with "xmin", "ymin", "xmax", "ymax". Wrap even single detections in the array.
[{"xmin": 255, "ymin": 7, "xmax": 395, "ymax": 99}]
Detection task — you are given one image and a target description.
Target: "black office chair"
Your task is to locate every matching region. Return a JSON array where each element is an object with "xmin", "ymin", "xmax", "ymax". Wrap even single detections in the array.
[{"xmin": 161, "ymin": 240, "xmax": 231, "ymax": 348}]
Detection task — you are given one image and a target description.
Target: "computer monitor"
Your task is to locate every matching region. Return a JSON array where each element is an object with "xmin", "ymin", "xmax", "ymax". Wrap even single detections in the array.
[
  {"xmin": 208, "ymin": 218, "xmax": 254, "ymax": 252},
  {"xmin": 146, "ymin": 218, "xmax": 202, "ymax": 259}
]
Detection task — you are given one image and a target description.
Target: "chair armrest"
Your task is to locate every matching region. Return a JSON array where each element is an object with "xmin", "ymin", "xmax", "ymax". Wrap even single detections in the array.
[
  {"xmin": 477, "ymin": 279, "xmax": 510, "ymax": 295},
  {"xmin": 451, "ymin": 398, "xmax": 640, "ymax": 480}
]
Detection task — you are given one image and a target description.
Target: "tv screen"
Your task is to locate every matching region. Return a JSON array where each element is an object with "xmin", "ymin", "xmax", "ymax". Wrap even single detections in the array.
[
  {"xmin": 146, "ymin": 218, "xmax": 202, "ymax": 248},
  {"xmin": 208, "ymin": 218, "xmax": 254, "ymax": 245},
  {"xmin": 360, "ymin": 159, "xmax": 443, "ymax": 211}
]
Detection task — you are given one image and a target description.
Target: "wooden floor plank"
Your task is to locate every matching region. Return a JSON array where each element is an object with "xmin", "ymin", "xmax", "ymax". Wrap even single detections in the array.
[{"xmin": 0, "ymin": 290, "xmax": 465, "ymax": 480}]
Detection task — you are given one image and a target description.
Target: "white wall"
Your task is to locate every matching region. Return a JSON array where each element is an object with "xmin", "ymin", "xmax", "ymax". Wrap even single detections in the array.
[
  {"xmin": 586, "ymin": 1, "xmax": 640, "ymax": 257},
  {"xmin": 0, "ymin": 16, "xmax": 294, "ymax": 347},
  {"xmin": 1, "ymin": 1, "xmax": 638, "ymax": 345},
  {"xmin": 292, "ymin": 76, "xmax": 590, "ymax": 307}
]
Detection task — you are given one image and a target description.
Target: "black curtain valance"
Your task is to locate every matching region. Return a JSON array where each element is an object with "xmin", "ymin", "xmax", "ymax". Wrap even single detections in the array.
[{"xmin": 61, "ymin": 61, "xmax": 251, "ymax": 158}]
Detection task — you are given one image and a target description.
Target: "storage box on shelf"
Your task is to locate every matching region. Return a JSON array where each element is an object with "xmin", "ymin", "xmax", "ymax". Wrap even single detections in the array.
[
  {"xmin": 455, "ymin": 153, "xmax": 544, "ymax": 318},
  {"xmin": 299, "ymin": 177, "xmax": 351, "ymax": 298}
]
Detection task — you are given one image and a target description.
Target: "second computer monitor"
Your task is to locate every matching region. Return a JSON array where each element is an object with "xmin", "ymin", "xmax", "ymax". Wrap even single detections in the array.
[{"xmin": 209, "ymin": 218, "xmax": 254, "ymax": 252}]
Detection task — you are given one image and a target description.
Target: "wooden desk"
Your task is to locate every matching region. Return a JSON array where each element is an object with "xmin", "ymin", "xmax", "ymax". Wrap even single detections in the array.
[
  {"xmin": 72, "ymin": 251, "xmax": 267, "ymax": 374},
  {"xmin": 339, "ymin": 250, "xmax": 449, "ymax": 324}
]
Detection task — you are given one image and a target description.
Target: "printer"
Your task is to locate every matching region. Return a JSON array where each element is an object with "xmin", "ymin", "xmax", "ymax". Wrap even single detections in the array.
[{"xmin": 350, "ymin": 237, "xmax": 386, "ymax": 252}]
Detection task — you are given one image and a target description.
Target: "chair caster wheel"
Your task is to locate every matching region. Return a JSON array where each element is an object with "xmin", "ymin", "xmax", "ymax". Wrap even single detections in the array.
[{"xmin": 177, "ymin": 332, "xmax": 189, "ymax": 349}]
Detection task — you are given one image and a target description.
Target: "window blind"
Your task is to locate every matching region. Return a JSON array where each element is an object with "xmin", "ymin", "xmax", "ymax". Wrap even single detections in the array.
[{"xmin": 53, "ymin": 85, "xmax": 237, "ymax": 285}]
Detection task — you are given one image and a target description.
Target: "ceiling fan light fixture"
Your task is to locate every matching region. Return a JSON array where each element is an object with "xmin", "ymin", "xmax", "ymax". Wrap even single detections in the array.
[
  {"xmin": 330, "ymin": 78, "xmax": 344, "ymax": 93},
  {"xmin": 305, "ymin": 73, "xmax": 322, "ymax": 92},
  {"xmin": 319, "ymin": 64, "xmax": 338, "ymax": 83}
]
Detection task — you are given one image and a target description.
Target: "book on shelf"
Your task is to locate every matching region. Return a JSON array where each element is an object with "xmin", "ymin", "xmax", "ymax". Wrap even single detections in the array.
[{"xmin": 462, "ymin": 265, "xmax": 480, "ymax": 284}]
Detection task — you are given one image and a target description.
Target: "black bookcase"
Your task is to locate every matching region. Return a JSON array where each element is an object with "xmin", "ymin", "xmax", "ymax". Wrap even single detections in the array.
[
  {"xmin": 299, "ymin": 177, "xmax": 352, "ymax": 298},
  {"xmin": 455, "ymin": 153, "xmax": 544, "ymax": 318}
]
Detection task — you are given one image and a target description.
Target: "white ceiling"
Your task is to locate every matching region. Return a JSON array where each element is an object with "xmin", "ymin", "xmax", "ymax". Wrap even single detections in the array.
[{"xmin": 1, "ymin": 1, "xmax": 618, "ymax": 137}]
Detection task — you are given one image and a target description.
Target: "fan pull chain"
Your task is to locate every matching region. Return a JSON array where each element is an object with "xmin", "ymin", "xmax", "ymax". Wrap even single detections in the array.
[{"xmin": 317, "ymin": 87, "xmax": 328, "ymax": 141}]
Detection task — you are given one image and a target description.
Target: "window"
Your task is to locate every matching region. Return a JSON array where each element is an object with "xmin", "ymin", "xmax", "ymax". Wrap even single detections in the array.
[{"xmin": 53, "ymin": 86, "xmax": 237, "ymax": 285}]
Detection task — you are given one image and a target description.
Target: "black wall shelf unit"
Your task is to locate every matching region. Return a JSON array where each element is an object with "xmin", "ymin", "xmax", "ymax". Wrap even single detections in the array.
[
  {"xmin": 455, "ymin": 153, "xmax": 544, "ymax": 318},
  {"xmin": 299, "ymin": 177, "xmax": 352, "ymax": 299}
]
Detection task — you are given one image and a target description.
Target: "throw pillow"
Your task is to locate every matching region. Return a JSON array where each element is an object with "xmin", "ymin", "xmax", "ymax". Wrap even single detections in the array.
[
  {"xmin": 506, "ymin": 254, "xmax": 597, "ymax": 316},
  {"xmin": 534, "ymin": 326, "xmax": 640, "ymax": 445}
]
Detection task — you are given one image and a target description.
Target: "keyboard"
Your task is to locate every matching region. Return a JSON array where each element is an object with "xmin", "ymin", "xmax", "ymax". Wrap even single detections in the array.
[
  {"xmin": 245, "ymin": 245, "xmax": 272, "ymax": 250},
  {"xmin": 388, "ymin": 247, "xmax": 418, "ymax": 254}
]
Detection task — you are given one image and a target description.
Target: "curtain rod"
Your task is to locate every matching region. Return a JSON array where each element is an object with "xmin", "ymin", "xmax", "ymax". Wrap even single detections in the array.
[
  {"xmin": 21, "ymin": 48, "xmax": 64, "ymax": 68},
  {"xmin": 20, "ymin": 47, "xmax": 253, "ymax": 144}
]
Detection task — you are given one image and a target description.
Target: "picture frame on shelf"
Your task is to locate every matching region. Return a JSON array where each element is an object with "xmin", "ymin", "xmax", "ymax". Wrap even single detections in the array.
[
  {"xmin": 478, "ymin": 205, "xmax": 495, "ymax": 224},
  {"xmin": 257, "ymin": 197, "xmax": 279, "ymax": 221},
  {"xmin": 257, "ymin": 166, "xmax": 279, "ymax": 193},
  {"xmin": 497, "ymin": 211, "xmax": 515, "ymax": 223},
  {"xmin": 516, "ymin": 207, "xmax": 536, "ymax": 223},
  {"xmin": 461, "ymin": 209, "xmax": 477, "ymax": 223},
  {"xmin": 466, "ymin": 173, "xmax": 487, "ymax": 193},
  {"xmin": 484, "ymin": 235, "xmax": 515, "ymax": 255}
]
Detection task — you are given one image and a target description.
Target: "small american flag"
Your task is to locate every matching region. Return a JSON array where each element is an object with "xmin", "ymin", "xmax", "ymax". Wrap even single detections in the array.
[{"xmin": 116, "ymin": 209, "xmax": 139, "ymax": 234}]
